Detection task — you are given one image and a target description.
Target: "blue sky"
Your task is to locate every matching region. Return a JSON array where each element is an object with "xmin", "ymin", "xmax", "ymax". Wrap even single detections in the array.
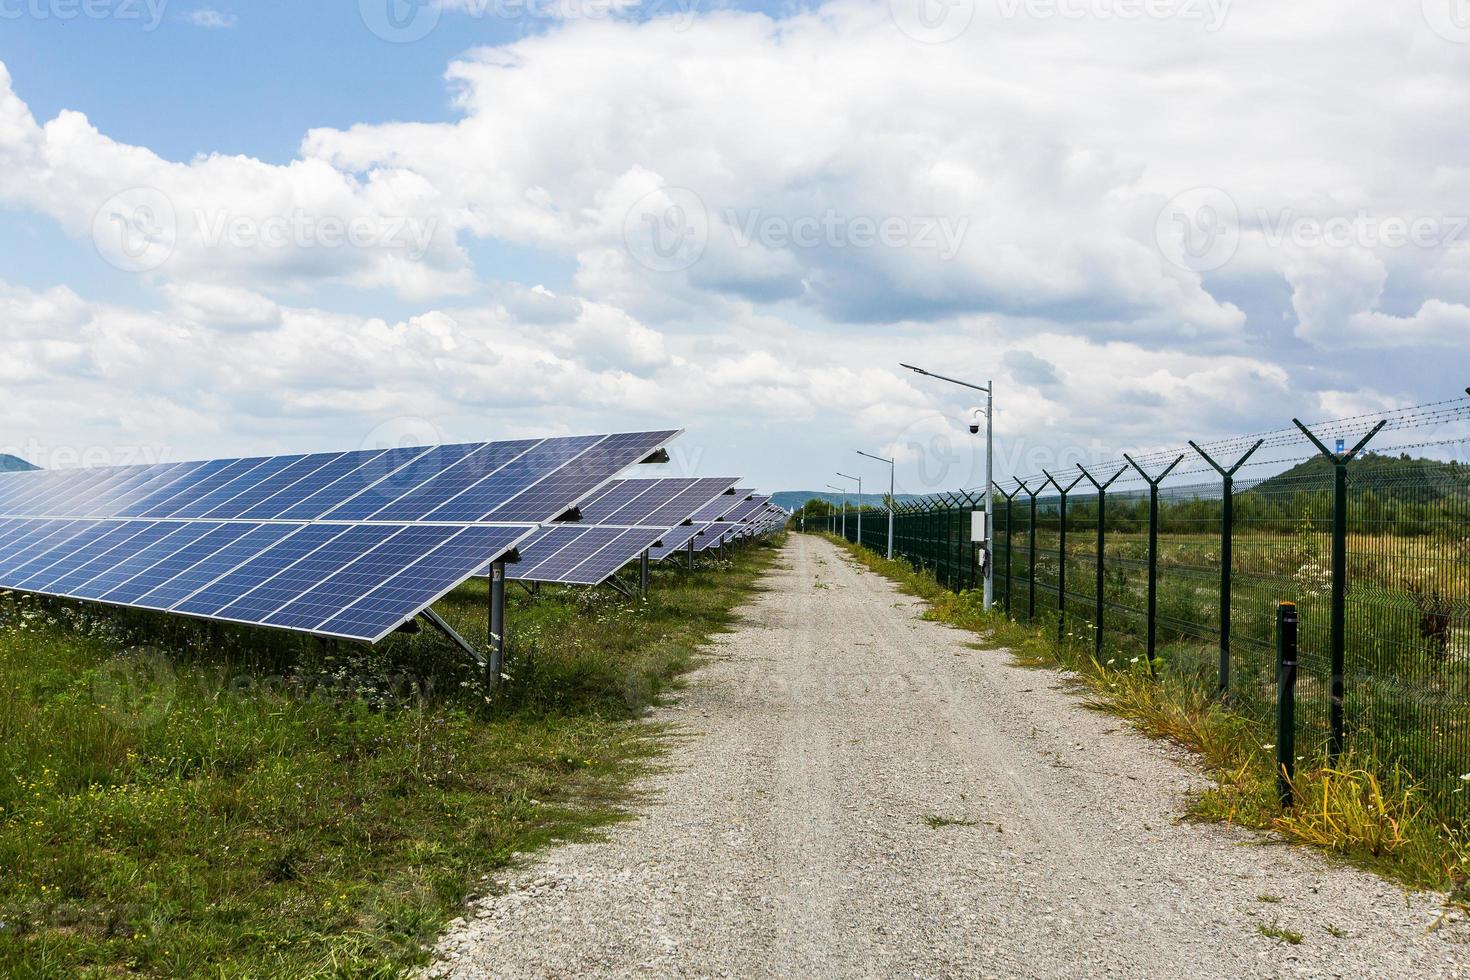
[{"xmin": 2, "ymin": 0, "xmax": 1468, "ymax": 493}]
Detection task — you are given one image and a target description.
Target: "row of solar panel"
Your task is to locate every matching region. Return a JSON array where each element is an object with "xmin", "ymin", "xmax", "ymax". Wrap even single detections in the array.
[
  {"xmin": 501, "ymin": 479, "xmax": 749, "ymax": 584},
  {"xmin": 574, "ymin": 476, "xmax": 741, "ymax": 529},
  {"xmin": 0, "ymin": 515, "xmax": 528, "ymax": 642},
  {"xmin": 0, "ymin": 431, "xmax": 674, "ymax": 526},
  {"xmin": 508, "ymin": 525, "xmax": 667, "ymax": 585}
]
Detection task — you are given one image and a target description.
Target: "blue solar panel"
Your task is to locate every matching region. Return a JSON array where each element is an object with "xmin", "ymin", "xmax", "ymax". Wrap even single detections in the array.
[
  {"xmin": 262, "ymin": 525, "xmax": 459, "ymax": 630},
  {"xmin": 173, "ymin": 523, "xmax": 349, "ymax": 617},
  {"xmin": 486, "ymin": 431, "xmax": 677, "ymax": 522},
  {"xmin": 238, "ymin": 450, "xmax": 385, "ymax": 520},
  {"xmin": 170, "ymin": 455, "xmax": 307, "ymax": 519},
  {"xmin": 113, "ymin": 523, "xmax": 261, "ymax": 609},
  {"xmin": 367, "ymin": 438, "xmax": 544, "ymax": 522},
  {"xmin": 0, "ymin": 520, "xmax": 94, "ymax": 577},
  {"xmin": 12, "ymin": 521, "xmax": 147, "ymax": 592},
  {"xmin": 0, "ymin": 429, "xmax": 680, "ymax": 641},
  {"xmin": 318, "ymin": 524, "xmax": 532, "ymax": 641},
  {"xmin": 95, "ymin": 522, "xmax": 234, "ymax": 605},
  {"xmin": 501, "ymin": 475, "xmax": 736, "ymax": 584},
  {"xmin": 63, "ymin": 522, "xmax": 184, "ymax": 599},
  {"xmin": 321, "ymin": 444, "xmax": 484, "ymax": 521},
  {"xmin": 202, "ymin": 452, "xmax": 343, "ymax": 519},
  {"xmin": 132, "ymin": 523, "xmax": 290, "ymax": 610},
  {"xmin": 423, "ymin": 434, "xmax": 604, "ymax": 523},
  {"xmin": 650, "ymin": 522, "xmax": 707, "ymax": 561},
  {"xmin": 574, "ymin": 480, "xmax": 659, "ymax": 524}
]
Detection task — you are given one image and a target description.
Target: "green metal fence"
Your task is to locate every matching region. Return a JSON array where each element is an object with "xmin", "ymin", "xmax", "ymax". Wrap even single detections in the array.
[{"xmin": 812, "ymin": 398, "xmax": 1470, "ymax": 823}]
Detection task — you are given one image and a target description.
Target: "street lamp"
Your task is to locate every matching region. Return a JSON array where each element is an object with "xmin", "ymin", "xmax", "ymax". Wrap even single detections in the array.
[
  {"xmin": 900, "ymin": 362, "xmax": 995, "ymax": 611},
  {"xmin": 825, "ymin": 483, "xmax": 847, "ymax": 539},
  {"xmin": 837, "ymin": 472, "xmax": 861, "ymax": 547},
  {"xmin": 857, "ymin": 449, "xmax": 895, "ymax": 559}
]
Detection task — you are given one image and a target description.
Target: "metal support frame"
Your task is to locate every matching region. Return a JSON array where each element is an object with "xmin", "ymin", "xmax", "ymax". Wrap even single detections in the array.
[
  {"xmin": 604, "ymin": 575, "xmax": 635, "ymax": 599},
  {"xmin": 420, "ymin": 607, "xmax": 487, "ymax": 668},
  {"xmin": 1292, "ymin": 416, "xmax": 1386, "ymax": 760},
  {"xmin": 639, "ymin": 549, "xmax": 650, "ymax": 596},
  {"xmin": 1042, "ymin": 469, "xmax": 1085, "ymax": 644},
  {"xmin": 1123, "ymin": 453, "xmax": 1185, "ymax": 674},
  {"xmin": 1076, "ymin": 464, "xmax": 1127, "ymax": 658},
  {"xmin": 687, "ymin": 537, "xmax": 696, "ymax": 571},
  {"xmin": 1189, "ymin": 438, "xmax": 1265, "ymax": 697}
]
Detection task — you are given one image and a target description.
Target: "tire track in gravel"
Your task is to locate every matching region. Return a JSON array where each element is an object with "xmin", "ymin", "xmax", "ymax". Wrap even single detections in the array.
[{"xmin": 426, "ymin": 535, "xmax": 1468, "ymax": 979}]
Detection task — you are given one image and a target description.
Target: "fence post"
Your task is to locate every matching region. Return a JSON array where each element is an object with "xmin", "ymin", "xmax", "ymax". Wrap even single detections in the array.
[
  {"xmin": 1276, "ymin": 600, "xmax": 1298, "ymax": 808},
  {"xmin": 1123, "ymin": 453, "xmax": 1185, "ymax": 674},
  {"xmin": 1077, "ymin": 464, "xmax": 1126, "ymax": 658},
  {"xmin": 1017, "ymin": 479, "xmax": 1039, "ymax": 621},
  {"xmin": 1292, "ymin": 418, "xmax": 1385, "ymax": 760},
  {"xmin": 997, "ymin": 485, "xmax": 1018, "ymax": 617},
  {"xmin": 1189, "ymin": 438, "xmax": 1264, "ymax": 698},
  {"xmin": 1043, "ymin": 470, "xmax": 1085, "ymax": 644}
]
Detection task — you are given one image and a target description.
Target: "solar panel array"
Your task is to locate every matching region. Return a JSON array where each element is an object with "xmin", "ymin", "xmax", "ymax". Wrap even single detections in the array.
[
  {"xmin": 508, "ymin": 477, "xmax": 739, "ymax": 584},
  {"xmin": 689, "ymin": 495, "xmax": 779, "ymax": 553},
  {"xmin": 649, "ymin": 488, "xmax": 752, "ymax": 561},
  {"xmin": 0, "ymin": 431, "xmax": 678, "ymax": 642}
]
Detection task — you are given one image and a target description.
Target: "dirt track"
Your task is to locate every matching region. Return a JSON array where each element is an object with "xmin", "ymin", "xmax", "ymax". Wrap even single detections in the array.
[{"xmin": 428, "ymin": 535, "xmax": 1466, "ymax": 978}]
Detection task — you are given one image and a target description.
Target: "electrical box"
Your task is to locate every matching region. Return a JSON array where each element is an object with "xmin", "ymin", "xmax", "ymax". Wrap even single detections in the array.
[{"xmin": 970, "ymin": 510, "xmax": 988, "ymax": 544}]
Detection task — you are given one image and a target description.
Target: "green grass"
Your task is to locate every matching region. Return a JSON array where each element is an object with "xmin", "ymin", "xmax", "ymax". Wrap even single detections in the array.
[
  {"xmin": 818, "ymin": 532, "xmax": 1470, "ymax": 898},
  {"xmin": 0, "ymin": 537, "xmax": 782, "ymax": 977}
]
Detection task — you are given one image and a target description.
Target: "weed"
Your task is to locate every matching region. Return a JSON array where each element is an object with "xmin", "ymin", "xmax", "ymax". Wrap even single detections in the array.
[
  {"xmin": 1257, "ymin": 922, "xmax": 1304, "ymax": 944},
  {"xmin": 923, "ymin": 814, "xmax": 978, "ymax": 829}
]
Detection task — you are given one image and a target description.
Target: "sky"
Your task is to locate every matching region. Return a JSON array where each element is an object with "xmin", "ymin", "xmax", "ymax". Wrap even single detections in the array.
[{"xmin": 2, "ymin": 0, "xmax": 1468, "ymax": 496}]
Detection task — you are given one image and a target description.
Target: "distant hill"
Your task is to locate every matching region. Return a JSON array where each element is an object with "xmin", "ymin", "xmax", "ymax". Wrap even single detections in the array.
[
  {"xmin": 1248, "ymin": 451, "xmax": 1465, "ymax": 502},
  {"xmin": 770, "ymin": 491, "xmax": 926, "ymax": 511},
  {"xmin": 0, "ymin": 454, "xmax": 39, "ymax": 472}
]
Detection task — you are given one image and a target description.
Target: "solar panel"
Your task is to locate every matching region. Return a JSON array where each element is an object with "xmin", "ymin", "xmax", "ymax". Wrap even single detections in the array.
[
  {"xmin": 648, "ymin": 522, "xmax": 708, "ymax": 561},
  {"xmin": 504, "ymin": 477, "xmax": 739, "ymax": 585},
  {"xmin": 0, "ymin": 429, "xmax": 680, "ymax": 642}
]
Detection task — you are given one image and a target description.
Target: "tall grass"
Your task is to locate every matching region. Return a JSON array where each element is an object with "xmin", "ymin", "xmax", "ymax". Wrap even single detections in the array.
[{"xmin": 0, "ymin": 539, "xmax": 780, "ymax": 977}]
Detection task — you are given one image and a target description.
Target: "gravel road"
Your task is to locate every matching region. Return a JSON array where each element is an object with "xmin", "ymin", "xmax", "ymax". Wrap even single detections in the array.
[{"xmin": 428, "ymin": 534, "xmax": 1467, "ymax": 978}]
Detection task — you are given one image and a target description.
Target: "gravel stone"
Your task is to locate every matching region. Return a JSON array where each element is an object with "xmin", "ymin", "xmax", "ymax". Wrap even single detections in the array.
[{"xmin": 426, "ymin": 535, "xmax": 1467, "ymax": 978}]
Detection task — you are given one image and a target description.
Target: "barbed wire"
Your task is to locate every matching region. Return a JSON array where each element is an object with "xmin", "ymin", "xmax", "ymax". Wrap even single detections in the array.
[{"xmin": 983, "ymin": 393, "xmax": 1470, "ymax": 497}]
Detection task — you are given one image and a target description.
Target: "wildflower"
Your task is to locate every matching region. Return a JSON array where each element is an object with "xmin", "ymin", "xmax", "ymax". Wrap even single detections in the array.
[
  {"xmin": 1263, "ymin": 743, "xmax": 1274, "ymax": 750},
  {"xmin": 1460, "ymin": 773, "xmax": 1470, "ymax": 782}
]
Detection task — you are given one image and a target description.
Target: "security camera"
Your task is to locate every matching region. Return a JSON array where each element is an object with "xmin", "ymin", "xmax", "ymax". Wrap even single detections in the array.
[
  {"xmin": 968, "ymin": 422, "xmax": 980, "ymax": 434},
  {"xmin": 968, "ymin": 408, "xmax": 983, "ymax": 435}
]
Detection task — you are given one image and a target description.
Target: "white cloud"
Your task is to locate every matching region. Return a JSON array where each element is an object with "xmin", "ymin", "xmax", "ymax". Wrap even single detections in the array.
[{"xmin": 184, "ymin": 9, "xmax": 238, "ymax": 29}]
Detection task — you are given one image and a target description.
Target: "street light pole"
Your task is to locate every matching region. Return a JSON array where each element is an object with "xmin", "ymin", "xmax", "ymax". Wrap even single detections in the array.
[
  {"xmin": 825, "ymin": 483, "xmax": 847, "ymax": 540},
  {"xmin": 837, "ymin": 472, "xmax": 861, "ymax": 548},
  {"xmin": 857, "ymin": 450, "xmax": 895, "ymax": 559},
  {"xmin": 900, "ymin": 363, "xmax": 995, "ymax": 612}
]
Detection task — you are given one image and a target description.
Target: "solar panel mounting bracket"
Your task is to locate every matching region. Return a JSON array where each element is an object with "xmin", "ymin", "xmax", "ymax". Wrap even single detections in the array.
[
  {"xmin": 419, "ymin": 607, "xmax": 488, "ymax": 669},
  {"xmin": 640, "ymin": 449, "xmax": 671, "ymax": 464}
]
